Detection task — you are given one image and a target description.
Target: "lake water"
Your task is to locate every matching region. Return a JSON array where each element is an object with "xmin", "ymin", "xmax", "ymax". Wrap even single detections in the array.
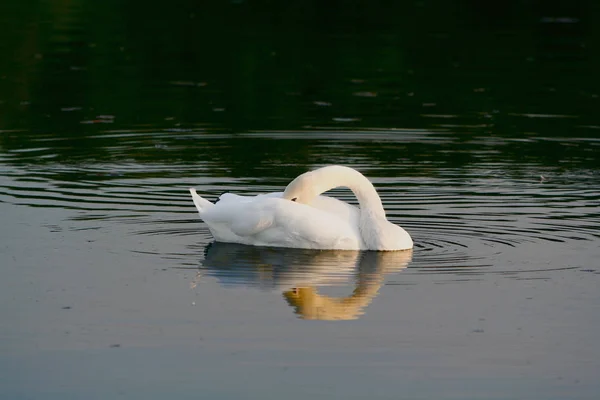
[{"xmin": 1, "ymin": 1, "xmax": 600, "ymax": 399}]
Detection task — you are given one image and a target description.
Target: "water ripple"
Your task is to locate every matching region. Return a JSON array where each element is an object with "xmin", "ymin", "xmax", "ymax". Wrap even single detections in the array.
[{"xmin": 1, "ymin": 130, "xmax": 599, "ymax": 279}]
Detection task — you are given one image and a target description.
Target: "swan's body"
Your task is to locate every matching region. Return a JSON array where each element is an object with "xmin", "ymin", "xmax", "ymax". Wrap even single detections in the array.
[
  {"xmin": 216, "ymin": 191, "xmax": 359, "ymax": 224},
  {"xmin": 189, "ymin": 165, "xmax": 413, "ymax": 251}
]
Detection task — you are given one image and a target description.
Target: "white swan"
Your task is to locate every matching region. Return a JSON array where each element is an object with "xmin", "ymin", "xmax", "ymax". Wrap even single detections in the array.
[{"xmin": 189, "ymin": 165, "xmax": 413, "ymax": 251}]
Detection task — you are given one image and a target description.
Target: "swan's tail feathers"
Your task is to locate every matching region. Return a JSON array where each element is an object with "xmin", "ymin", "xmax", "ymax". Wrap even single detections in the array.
[{"xmin": 189, "ymin": 188, "xmax": 214, "ymax": 214}]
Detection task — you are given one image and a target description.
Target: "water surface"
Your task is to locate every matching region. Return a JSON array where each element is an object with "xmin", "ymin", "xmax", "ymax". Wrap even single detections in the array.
[{"xmin": 1, "ymin": 1, "xmax": 600, "ymax": 399}]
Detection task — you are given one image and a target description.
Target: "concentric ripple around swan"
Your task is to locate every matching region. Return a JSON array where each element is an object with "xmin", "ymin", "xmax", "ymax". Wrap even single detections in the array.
[{"xmin": 1, "ymin": 130, "xmax": 599, "ymax": 281}]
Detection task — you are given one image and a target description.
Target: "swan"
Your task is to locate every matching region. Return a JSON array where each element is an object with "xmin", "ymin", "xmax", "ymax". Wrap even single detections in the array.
[{"xmin": 189, "ymin": 165, "xmax": 413, "ymax": 251}]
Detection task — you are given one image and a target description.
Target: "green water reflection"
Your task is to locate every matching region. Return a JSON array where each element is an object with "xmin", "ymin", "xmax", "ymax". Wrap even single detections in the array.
[{"xmin": 1, "ymin": 1, "xmax": 599, "ymax": 169}]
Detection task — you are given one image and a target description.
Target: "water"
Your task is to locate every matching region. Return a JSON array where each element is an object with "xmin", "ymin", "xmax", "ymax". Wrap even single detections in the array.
[{"xmin": 2, "ymin": 1, "xmax": 600, "ymax": 399}]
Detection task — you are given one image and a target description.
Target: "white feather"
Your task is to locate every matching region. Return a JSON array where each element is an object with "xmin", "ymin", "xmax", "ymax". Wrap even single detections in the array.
[{"xmin": 189, "ymin": 166, "xmax": 412, "ymax": 251}]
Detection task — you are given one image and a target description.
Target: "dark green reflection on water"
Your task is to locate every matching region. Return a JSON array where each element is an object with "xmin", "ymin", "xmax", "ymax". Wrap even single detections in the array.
[{"xmin": 1, "ymin": 0, "xmax": 599, "ymax": 170}]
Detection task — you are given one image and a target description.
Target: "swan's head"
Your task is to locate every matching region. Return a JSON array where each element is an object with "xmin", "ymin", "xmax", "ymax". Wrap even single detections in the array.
[{"xmin": 282, "ymin": 170, "xmax": 325, "ymax": 204}]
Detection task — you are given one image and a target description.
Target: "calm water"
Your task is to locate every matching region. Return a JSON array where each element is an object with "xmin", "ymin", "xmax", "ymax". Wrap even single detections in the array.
[{"xmin": 2, "ymin": 1, "xmax": 600, "ymax": 399}]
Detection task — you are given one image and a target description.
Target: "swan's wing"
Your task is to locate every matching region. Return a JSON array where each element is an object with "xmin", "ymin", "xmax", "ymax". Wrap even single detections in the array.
[
  {"xmin": 217, "ymin": 192, "xmax": 283, "ymax": 204},
  {"xmin": 216, "ymin": 192, "xmax": 357, "ymax": 224},
  {"xmin": 201, "ymin": 199, "xmax": 276, "ymax": 237},
  {"xmin": 217, "ymin": 193, "xmax": 246, "ymax": 203},
  {"xmin": 310, "ymin": 195, "xmax": 359, "ymax": 224},
  {"xmin": 201, "ymin": 197, "xmax": 362, "ymax": 249},
  {"xmin": 270, "ymin": 200, "xmax": 362, "ymax": 249}
]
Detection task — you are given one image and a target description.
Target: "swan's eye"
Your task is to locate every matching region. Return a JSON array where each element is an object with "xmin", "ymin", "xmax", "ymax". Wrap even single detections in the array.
[{"xmin": 291, "ymin": 197, "xmax": 297, "ymax": 202}]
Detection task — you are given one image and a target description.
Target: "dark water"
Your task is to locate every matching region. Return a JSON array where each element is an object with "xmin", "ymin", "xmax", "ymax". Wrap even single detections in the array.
[{"xmin": 1, "ymin": 1, "xmax": 600, "ymax": 399}]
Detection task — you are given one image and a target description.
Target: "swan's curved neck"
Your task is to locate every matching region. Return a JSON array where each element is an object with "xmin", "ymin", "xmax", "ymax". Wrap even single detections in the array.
[{"xmin": 314, "ymin": 166, "xmax": 385, "ymax": 217}]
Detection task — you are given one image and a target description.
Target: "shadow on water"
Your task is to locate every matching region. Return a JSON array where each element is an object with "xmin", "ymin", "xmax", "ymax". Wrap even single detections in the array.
[{"xmin": 195, "ymin": 242, "xmax": 413, "ymax": 320}]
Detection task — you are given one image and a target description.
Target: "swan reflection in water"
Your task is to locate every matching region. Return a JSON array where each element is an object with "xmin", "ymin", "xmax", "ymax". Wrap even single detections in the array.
[{"xmin": 199, "ymin": 242, "xmax": 413, "ymax": 320}]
